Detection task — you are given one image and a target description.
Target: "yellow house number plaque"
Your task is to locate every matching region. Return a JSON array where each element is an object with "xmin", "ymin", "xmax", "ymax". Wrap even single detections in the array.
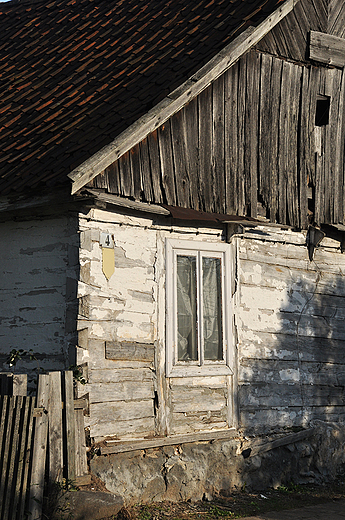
[{"xmin": 100, "ymin": 232, "xmax": 115, "ymax": 280}]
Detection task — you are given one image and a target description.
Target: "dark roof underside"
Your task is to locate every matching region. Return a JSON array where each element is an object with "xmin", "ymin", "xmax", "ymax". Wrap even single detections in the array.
[{"xmin": 0, "ymin": 0, "xmax": 285, "ymax": 196}]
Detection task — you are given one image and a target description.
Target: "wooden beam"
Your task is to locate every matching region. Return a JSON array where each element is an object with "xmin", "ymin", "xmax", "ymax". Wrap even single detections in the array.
[
  {"xmin": 101, "ymin": 429, "xmax": 238, "ymax": 454},
  {"xmin": 69, "ymin": 0, "xmax": 301, "ymax": 195},
  {"xmin": 83, "ymin": 189, "xmax": 170, "ymax": 215},
  {"xmin": 309, "ymin": 31, "xmax": 345, "ymax": 67}
]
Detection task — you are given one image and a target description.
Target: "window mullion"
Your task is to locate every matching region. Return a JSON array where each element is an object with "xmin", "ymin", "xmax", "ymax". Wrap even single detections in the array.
[{"xmin": 198, "ymin": 252, "xmax": 204, "ymax": 366}]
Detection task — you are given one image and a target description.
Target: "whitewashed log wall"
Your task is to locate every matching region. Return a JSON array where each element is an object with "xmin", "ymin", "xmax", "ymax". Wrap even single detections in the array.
[
  {"xmin": 77, "ymin": 209, "xmax": 345, "ymax": 441},
  {"xmin": 77, "ymin": 208, "xmax": 231, "ymax": 441},
  {"xmin": 0, "ymin": 215, "xmax": 79, "ymax": 374},
  {"xmin": 238, "ymin": 226, "xmax": 345, "ymax": 429}
]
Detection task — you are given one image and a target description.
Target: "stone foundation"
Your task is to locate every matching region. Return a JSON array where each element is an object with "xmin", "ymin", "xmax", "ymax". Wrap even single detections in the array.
[{"xmin": 90, "ymin": 422, "xmax": 345, "ymax": 505}]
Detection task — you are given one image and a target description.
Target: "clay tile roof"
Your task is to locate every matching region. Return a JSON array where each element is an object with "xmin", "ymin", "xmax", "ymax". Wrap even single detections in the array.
[{"xmin": 0, "ymin": 0, "xmax": 285, "ymax": 196}]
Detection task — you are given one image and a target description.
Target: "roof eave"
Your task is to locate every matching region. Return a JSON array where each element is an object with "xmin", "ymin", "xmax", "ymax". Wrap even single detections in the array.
[{"xmin": 68, "ymin": 0, "xmax": 300, "ymax": 195}]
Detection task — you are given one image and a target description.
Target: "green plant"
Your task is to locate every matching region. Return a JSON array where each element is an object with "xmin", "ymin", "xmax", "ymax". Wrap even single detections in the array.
[{"xmin": 69, "ymin": 364, "xmax": 87, "ymax": 385}]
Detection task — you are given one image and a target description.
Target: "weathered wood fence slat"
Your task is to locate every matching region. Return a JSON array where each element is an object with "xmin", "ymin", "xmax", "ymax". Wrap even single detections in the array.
[{"xmin": 0, "ymin": 371, "xmax": 90, "ymax": 520}]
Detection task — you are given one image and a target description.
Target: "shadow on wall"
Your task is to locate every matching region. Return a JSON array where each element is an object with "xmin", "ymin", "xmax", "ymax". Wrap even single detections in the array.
[
  {"xmin": 238, "ymin": 234, "xmax": 345, "ymax": 432},
  {"xmin": 0, "ymin": 213, "xmax": 80, "ymax": 384}
]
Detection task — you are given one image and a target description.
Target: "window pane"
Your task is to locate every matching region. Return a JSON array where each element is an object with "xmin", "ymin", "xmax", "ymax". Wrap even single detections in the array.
[
  {"xmin": 177, "ymin": 255, "xmax": 198, "ymax": 361},
  {"xmin": 202, "ymin": 257, "xmax": 223, "ymax": 360}
]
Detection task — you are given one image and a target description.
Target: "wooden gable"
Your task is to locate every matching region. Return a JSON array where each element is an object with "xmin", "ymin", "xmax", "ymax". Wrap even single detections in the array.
[{"xmin": 85, "ymin": 0, "xmax": 345, "ymax": 229}]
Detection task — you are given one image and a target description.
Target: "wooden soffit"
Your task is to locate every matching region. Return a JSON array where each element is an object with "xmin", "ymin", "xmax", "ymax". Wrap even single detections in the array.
[{"xmin": 68, "ymin": 0, "xmax": 301, "ymax": 195}]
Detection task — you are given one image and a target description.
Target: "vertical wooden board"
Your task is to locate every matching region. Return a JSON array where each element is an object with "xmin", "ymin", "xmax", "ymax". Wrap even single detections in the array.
[
  {"xmin": 13, "ymin": 397, "xmax": 31, "ymax": 520},
  {"xmin": 139, "ymin": 137, "xmax": 154, "ymax": 203},
  {"xmin": 0, "ymin": 396, "xmax": 8, "ymax": 518},
  {"xmin": 225, "ymin": 62, "xmax": 239, "ymax": 214},
  {"xmin": 258, "ymin": 53, "xmax": 273, "ymax": 215},
  {"xmin": 158, "ymin": 121, "xmax": 177, "ymax": 206},
  {"xmin": 48, "ymin": 371, "xmax": 63, "ymax": 484},
  {"xmin": 170, "ymin": 109, "xmax": 190, "ymax": 208},
  {"xmin": 212, "ymin": 74, "xmax": 225, "ymax": 214},
  {"xmin": 244, "ymin": 51, "xmax": 260, "ymax": 218},
  {"xmin": 299, "ymin": 66, "xmax": 311, "ymax": 230},
  {"xmin": 198, "ymin": 84, "xmax": 214, "ymax": 212},
  {"xmin": 330, "ymin": 68, "xmax": 345, "ymax": 223},
  {"xmin": 75, "ymin": 408, "xmax": 88, "ymax": 477},
  {"xmin": 92, "ymin": 169, "xmax": 109, "ymax": 189},
  {"xmin": 118, "ymin": 151, "xmax": 133, "ymax": 197},
  {"xmin": 64, "ymin": 371, "xmax": 76, "ymax": 482},
  {"xmin": 269, "ymin": 57, "xmax": 283, "ymax": 223},
  {"xmin": 29, "ymin": 374, "xmax": 49, "ymax": 520},
  {"xmin": 183, "ymin": 98, "xmax": 200, "ymax": 210},
  {"xmin": 130, "ymin": 144, "xmax": 142, "ymax": 200},
  {"xmin": 4, "ymin": 396, "xmax": 23, "ymax": 520},
  {"xmin": 0, "ymin": 396, "xmax": 14, "ymax": 519},
  {"xmin": 106, "ymin": 161, "xmax": 121, "ymax": 195},
  {"xmin": 237, "ymin": 56, "xmax": 246, "ymax": 216},
  {"xmin": 19, "ymin": 397, "xmax": 35, "ymax": 520},
  {"xmin": 278, "ymin": 61, "xmax": 292, "ymax": 225},
  {"xmin": 287, "ymin": 63, "xmax": 302, "ymax": 228},
  {"xmin": 0, "ymin": 373, "xmax": 12, "ymax": 395},
  {"xmin": 315, "ymin": 68, "xmax": 327, "ymax": 224},
  {"xmin": 147, "ymin": 129, "xmax": 163, "ymax": 203}
]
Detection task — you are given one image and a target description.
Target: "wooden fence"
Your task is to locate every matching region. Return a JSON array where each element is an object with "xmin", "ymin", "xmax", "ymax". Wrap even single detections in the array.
[{"xmin": 0, "ymin": 371, "xmax": 89, "ymax": 520}]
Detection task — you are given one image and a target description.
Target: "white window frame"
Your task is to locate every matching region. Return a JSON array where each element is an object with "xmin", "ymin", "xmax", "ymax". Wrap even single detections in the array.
[{"xmin": 166, "ymin": 238, "xmax": 233, "ymax": 377}]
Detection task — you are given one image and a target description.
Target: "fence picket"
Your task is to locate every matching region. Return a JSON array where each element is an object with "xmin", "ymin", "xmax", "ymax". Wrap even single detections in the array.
[
  {"xmin": 64, "ymin": 371, "xmax": 76, "ymax": 482},
  {"xmin": 29, "ymin": 374, "xmax": 49, "ymax": 520}
]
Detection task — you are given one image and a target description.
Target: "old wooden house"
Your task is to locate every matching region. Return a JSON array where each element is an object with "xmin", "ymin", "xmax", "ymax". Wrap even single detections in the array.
[{"xmin": 1, "ymin": 0, "xmax": 345, "ymax": 502}]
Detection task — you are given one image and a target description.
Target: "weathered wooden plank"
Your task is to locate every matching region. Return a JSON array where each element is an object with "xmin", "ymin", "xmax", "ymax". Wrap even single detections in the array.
[
  {"xmin": 105, "ymin": 341, "xmax": 154, "ymax": 362},
  {"xmin": 139, "ymin": 137, "xmax": 154, "ymax": 202},
  {"xmin": 212, "ymin": 74, "xmax": 225, "ymax": 213},
  {"xmin": 89, "ymin": 368, "xmax": 153, "ymax": 384},
  {"xmin": 239, "ymin": 358, "xmax": 345, "ymax": 386},
  {"xmin": 237, "ymin": 56, "xmax": 246, "ymax": 216},
  {"xmin": 106, "ymin": 161, "xmax": 121, "ymax": 195},
  {"xmin": 129, "ymin": 144, "xmax": 143, "ymax": 200},
  {"xmin": 118, "ymin": 152, "xmax": 133, "ymax": 198},
  {"xmin": 0, "ymin": 373, "xmax": 12, "ymax": 395},
  {"xmin": 29, "ymin": 374, "xmax": 49, "ymax": 520},
  {"xmin": 299, "ymin": 66, "xmax": 311, "ymax": 229},
  {"xmin": 4, "ymin": 396, "xmax": 23, "ymax": 520},
  {"xmin": 0, "ymin": 396, "xmax": 14, "ymax": 519},
  {"xmin": 198, "ymin": 85, "xmax": 214, "ymax": 212},
  {"xmin": 48, "ymin": 371, "xmax": 63, "ymax": 484},
  {"xmin": 183, "ymin": 98, "xmax": 200, "ymax": 210},
  {"xmin": 90, "ymin": 381, "xmax": 154, "ymax": 403},
  {"xmin": 90, "ymin": 400, "xmax": 154, "ymax": 424},
  {"xmin": 90, "ymin": 411, "xmax": 155, "ymax": 440},
  {"xmin": 224, "ymin": 62, "xmax": 239, "ymax": 214},
  {"xmin": 310, "ymin": 31, "xmax": 345, "ymax": 67},
  {"xmin": 75, "ymin": 408, "xmax": 88, "ymax": 478},
  {"xmin": 240, "ymin": 330, "xmax": 345, "ymax": 364},
  {"xmin": 64, "ymin": 371, "xmax": 76, "ymax": 482},
  {"xmin": 18, "ymin": 397, "xmax": 35, "ymax": 520},
  {"xmin": 247, "ymin": 428, "xmax": 316, "ymax": 457},
  {"xmin": 287, "ymin": 62, "xmax": 302, "ymax": 228},
  {"xmin": 171, "ymin": 411, "xmax": 228, "ymax": 435},
  {"xmin": 330, "ymin": 68, "xmax": 345, "ymax": 223},
  {"xmin": 147, "ymin": 130, "xmax": 163, "ymax": 203},
  {"xmin": 102, "ymin": 428, "xmax": 237, "ymax": 455},
  {"xmin": 278, "ymin": 60, "xmax": 291, "ymax": 225},
  {"xmin": 259, "ymin": 54, "xmax": 273, "ymax": 218},
  {"xmin": 269, "ymin": 56, "xmax": 283, "ymax": 222},
  {"xmin": 13, "ymin": 374, "xmax": 27, "ymax": 396},
  {"xmin": 158, "ymin": 121, "xmax": 177, "ymax": 205},
  {"xmin": 244, "ymin": 51, "xmax": 259, "ymax": 218},
  {"xmin": 170, "ymin": 109, "xmax": 190, "ymax": 208},
  {"xmin": 171, "ymin": 387, "xmax": 227, "ymax": 413}
]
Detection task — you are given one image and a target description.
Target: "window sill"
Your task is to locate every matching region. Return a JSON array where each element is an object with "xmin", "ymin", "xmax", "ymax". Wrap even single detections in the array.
[{"xmin": 166, "ymin": 365, "xmax": 233, "ymax": 378}]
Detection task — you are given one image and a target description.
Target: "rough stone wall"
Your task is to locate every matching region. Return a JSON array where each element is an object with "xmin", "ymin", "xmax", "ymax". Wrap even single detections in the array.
[
  {"xmin": 90, "ymin": 422, "xmax": 345, "ymax": 504},
  {"xmin": 0, "ymin": 214, "xmax": 79, "ymax": 376}
]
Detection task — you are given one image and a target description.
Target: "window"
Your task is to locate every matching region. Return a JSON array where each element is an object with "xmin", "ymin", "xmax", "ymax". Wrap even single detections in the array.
[{"xmin": 166, "ymin": 239, "xmax": 233, "ymax": 377}]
